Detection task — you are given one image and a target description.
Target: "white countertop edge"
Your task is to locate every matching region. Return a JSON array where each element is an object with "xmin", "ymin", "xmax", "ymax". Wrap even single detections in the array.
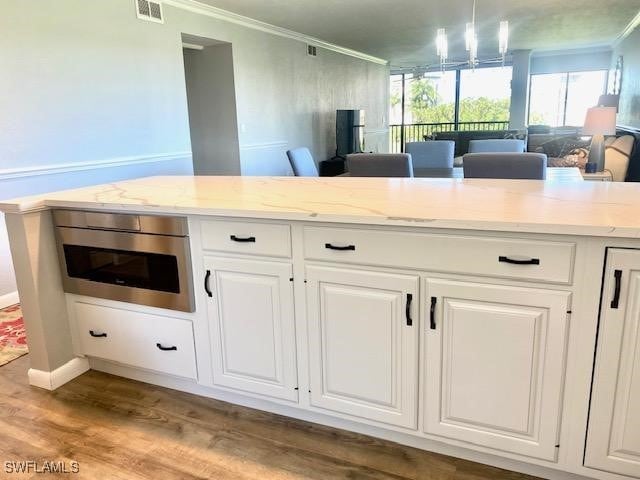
[{"xmin": 2, "ymin": 198, "xmax": 637, "ymax": 239}]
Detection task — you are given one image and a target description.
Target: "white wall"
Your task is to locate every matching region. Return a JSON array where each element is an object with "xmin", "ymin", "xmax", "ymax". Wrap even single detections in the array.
[
  {"xmin": 0, "ymin": 0, "xmax": 196, "ymax": 301},
  {"xmin": 0, "ymin": 0, "xmax": 389, "ymax": 299}
]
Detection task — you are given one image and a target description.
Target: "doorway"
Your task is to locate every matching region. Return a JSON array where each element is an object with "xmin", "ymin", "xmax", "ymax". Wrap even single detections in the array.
[{"xmin": 182, "ymin": 33, "xmax": 241, "ymax": 175}]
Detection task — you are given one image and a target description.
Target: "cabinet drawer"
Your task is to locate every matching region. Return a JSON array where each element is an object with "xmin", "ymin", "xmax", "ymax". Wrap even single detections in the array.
[
  {"xmin": 304, "ymin": 227, "xmax": 575, "ymax": 284},
  {"xmin": 75, "ymin": 302, "xmax": 122, "ymax": 361},
  {"xmin": 124, "ymin": 311, "xmax": 197, "ymax": 380},
  {"xmin": 201, "ymin": 220, "xmax": 291, "ymax": 258},
  {"xmin": 72, "ymin": 302, "xmax": 197, "ymax": 379}
]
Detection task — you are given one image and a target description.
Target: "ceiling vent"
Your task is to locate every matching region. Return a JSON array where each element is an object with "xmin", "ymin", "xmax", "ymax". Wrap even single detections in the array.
[
  {"xmin": 136, "ymin": 0, "xmax": 164, "ymax": 24},
  {"xmin": 307, "ymin": 45, "xmax": 317, "ymax": 57}
]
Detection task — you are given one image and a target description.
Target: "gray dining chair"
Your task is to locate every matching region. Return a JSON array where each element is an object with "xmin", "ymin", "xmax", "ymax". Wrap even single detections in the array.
[
  {"xmin": 463, "ymin": 153, "xmax": 547, "ymax": 180},
  {"xmin": 347, "ymin": 153, "xmax": 413, "ymax": 177},
  {"xmin": 405, "ymin": 141, "xmax": 455, "ymax": 168},
  {"xmin": 286, "ymin": 147, "xmax": 319, "ymax": 177},
  {"xmin": 468, "ymin": 139, "xmax": 525, "ymax": 153}
]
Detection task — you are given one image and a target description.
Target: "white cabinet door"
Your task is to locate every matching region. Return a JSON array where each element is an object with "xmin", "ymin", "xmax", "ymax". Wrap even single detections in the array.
[
  {"xmin": 205, "ymin": 257, "xmax": 298, "ymax": 402},
  {"xmin": 424, "ymin": 278, "xmax": 570, "ymax": 460},
  {"xmin": 306, "ymin": 265, "xmax": 419, "ymax": 429},
  {"xmin": 586, "ymin": 249, "xmax": 640, "ymax": 478}
]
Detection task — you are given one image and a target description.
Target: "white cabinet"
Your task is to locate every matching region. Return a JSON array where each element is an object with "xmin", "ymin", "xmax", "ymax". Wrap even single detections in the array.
[
  {"xmin": 72, "ymin": 301, "xmax": 197, "ymax": 379},
  {"xmin": 424, "ymin": 278, "xmax": 570, "ymax": 460},
  {"xmin": 586, "ymin": 249, "xmax": 640, "ymax": 478},
  {"xmin": 305, "ymin": 265, "xmax": 419, "ymax": 429},
  {"xmin": 204, "ymin": 256, "xmax": 298, "ymax": 402}
]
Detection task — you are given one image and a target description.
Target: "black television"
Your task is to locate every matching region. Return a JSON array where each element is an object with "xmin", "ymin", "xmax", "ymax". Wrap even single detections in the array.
[{"xmin": 336, "ymin": 110, "xmax": 365, "ymax": 158}]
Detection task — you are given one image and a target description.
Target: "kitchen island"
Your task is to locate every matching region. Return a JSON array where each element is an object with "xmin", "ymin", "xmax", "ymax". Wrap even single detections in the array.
[{"xmin": 2, "ymin": 175, "xmax": 640, "ymax": 480}]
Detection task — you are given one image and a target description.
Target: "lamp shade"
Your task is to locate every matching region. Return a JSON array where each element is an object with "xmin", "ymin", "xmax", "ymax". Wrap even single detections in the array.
[{"xmin": 582, "ymin": 106, "xmax": 617, "ymax": 136}]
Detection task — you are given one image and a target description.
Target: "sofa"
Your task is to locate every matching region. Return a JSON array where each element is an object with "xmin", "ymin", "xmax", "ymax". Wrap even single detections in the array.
[
  {"xmin": 430, "ymin": 130, "xmax": 527, "ymax": 157},
  {"xmin": 528, "ymin": 131, "xmax": 635, "ymax": 182}
]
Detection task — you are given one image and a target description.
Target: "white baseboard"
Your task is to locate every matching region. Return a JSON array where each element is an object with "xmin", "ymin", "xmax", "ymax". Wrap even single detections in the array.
[
  {"xmin": 0, "ymin": 291, "xmax": 19, "ymax": 309},
  {"xmin": 28, "ymin": 357, "xmax": 90, "ymax": 390}
]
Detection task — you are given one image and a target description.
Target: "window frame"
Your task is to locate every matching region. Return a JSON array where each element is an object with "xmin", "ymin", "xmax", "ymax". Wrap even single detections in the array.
[{"xmin": 527, "ymin": 70, "xmax": 609, "ymax": 127}]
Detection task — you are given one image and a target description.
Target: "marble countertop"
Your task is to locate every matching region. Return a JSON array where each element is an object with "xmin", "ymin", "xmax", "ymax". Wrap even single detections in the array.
[{"xmin": 2, "ymin": 175, "xmax": 640, "ymax": 238}]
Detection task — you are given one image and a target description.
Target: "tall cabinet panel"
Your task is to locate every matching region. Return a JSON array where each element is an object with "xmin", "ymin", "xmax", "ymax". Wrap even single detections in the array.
[
  {"xmin": 424, "ymin": 278, "xmax": 570, "ymax": 460},
  {"xmin": 306, "ymin": 265, "xmax": 419, "ymax": 429},
  {"xmin": 586, "ymin": 248, "xmax": 640, "ymax": 478},
  {"xmin": 204, "ymin": 256, "xmax": 298, "ymax": 402}
]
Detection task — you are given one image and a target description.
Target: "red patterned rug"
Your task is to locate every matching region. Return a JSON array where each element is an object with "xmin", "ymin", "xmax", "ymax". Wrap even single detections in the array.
[{"xmin": 0, "ymin": 304, "xmax": 28, "ymax": 366}]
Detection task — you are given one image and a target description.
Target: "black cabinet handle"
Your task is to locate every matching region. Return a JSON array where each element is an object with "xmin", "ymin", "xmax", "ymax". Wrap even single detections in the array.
[
  {"xmin": 430, "ymin": 297, "xmax": 437, "ymax": 330},
  {"xmin": 611, "ymin": 269, "xmax": 623, "ymax": 309},
  {"xmin": 499, "ymin": 256, "xmax": 540, "ymax": 265},
  {"xmin": 89, "ymin": 330, "xmax": 107, "ymax": 338},
  {"xmin": 325, "ymin": 243, "xmax": 356, "ymax": 251},
  {"xmin": 204, "ymin": 269, "xmax": 213, "ymax": 298},
  {"xmin": 406, "ymin": 293, "xmax": 413, "ymax": 326},
  {"xmin": 156, "ymin": 343, "xmax": 177, "ymax": 351},
  {"xmin": 230, "ymin": 235, "xmax": 256, "ymax": 243}
]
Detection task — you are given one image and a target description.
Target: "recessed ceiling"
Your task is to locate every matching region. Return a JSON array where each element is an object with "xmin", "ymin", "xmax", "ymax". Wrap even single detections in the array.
[{"xmin": 193, "ymin": 0, "xmax": 640, "ymax": 68}]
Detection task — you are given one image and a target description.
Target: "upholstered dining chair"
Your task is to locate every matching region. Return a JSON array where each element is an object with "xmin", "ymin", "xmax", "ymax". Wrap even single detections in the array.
[
  {"xmin": 468, "ymin": 139, "xmax": 526, "ymax": 154},
  {"xmin": 347, "ymin": 153, "xmax": 413, "ymax": 177},
  {"xmin": 286, "ymin": 147, "xmax": 319, "ymax": 177},
  {"xmin": 405, "ymin": 141, "xmax": 455, "ymax": 169},
  {"xmin": 463, "ymin": 153, "xmax": 547, "ymax": 180}
]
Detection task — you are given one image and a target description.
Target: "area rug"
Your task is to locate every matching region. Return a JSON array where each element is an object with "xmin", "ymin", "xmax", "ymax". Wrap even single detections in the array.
[{"xmin": 0, "ymin": 304, "xmax": 28, "ymax": 366}]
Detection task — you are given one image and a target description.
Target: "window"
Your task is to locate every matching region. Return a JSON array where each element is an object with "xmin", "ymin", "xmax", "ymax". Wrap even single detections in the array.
[
  {"xmin": 528, "ymin": 70, "xmax": 607, "ymax": 127},
  {"xmin": 389, "ymin": 67, "xmax": 512, "ymax": 152},
  {"xmin": 459, "ymin": 67, "xmax": 512, "ymax": 126},
  {"xmin": 403, "ymin": 71, "xmax": 456, "ymax": 126}
]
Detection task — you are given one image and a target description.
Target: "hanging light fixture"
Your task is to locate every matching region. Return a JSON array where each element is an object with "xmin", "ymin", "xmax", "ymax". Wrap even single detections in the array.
[
  {"xmin": 435, "ymin": 0, "xmax": 508, "ymax": 70},
  {"xmin": 465, "ymin": 0, "xmax": 478, "ymax": 68},
  {"xmin": 436, "ymin": 28, "xmax": 448, "ymax": 67},
  {"xmin": 499, "ymin": 20, "xmax": 509, "ymax": 64}
]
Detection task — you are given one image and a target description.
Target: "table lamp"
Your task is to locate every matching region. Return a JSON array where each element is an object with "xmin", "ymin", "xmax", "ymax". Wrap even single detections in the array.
[{"xmin": 583, "ymin": 107, "xmax": 617, "ymax": 172}]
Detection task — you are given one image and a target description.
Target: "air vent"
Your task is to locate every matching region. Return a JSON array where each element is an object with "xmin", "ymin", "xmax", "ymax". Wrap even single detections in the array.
[
  {"xmin": 136, "ymin": 0, "xmax": 164, "ymax": 23},
  {"xmin": 307, "ymin": 45, "xmax": 317, "ymax": 57}
]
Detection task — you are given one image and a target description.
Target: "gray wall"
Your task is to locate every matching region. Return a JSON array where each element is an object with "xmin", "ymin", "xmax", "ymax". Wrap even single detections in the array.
[
  {"xmin": 168, "ymin": 5, "xmax": 390, "ymax": 174},
  {"xmin": 614, "ymin": 26, "xmax": 640, "ymax": 129},
  {"xmin": 0, "ymin": 0, "xmax": 389, "ymax": 299},
  {"xmin": 509, "ymin": 50, "xmax": 532, "ymax": 130},
  {"xmin": 530, "ymin": 49, "xmax": 612, "ymax": 75},
  {"xmin": 184, "ymin": 44, "xmax": 242, "ymax": 175}
]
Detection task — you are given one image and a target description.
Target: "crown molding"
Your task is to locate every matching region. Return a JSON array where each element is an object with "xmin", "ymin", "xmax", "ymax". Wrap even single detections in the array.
[
  {"xmin": 615, "ymin": 8, "xmax": 640, "ymax": 46},
  {"xmin": 164, "ymin": 0, "xmax": 388, "ymax": 66}
]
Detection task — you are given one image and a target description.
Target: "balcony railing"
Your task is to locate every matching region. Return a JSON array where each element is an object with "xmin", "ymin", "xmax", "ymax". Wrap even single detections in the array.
[{"xmin": 390, "ymin": 121, "xmax": 511, "ymax": 153}]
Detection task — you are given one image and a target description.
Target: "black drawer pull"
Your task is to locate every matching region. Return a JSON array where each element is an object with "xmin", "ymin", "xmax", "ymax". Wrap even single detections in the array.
[
  {"xmin": 204, "ymin": 269, "xmax": 213, "ymax": 298},
  {"xmin": 89, "ymin": 330, "xmax": 107, "ymax": 338},
  {"xmin": 611, "ymin": 269, "xmax": 623, "ymax": 309},
  {"xmin": 406, "ymin": 293, "xmax": 413, "ymax": 326},
  {"xmin": 156, "ymin": 343, "xmax": 177, "ymax": 351},
  {"xmin": 430, "ymin": 297, "xmax": 437, "ymax": 330},
  {"xmin": 499, "ymin": 256, "xmax": 540, "ymax": 266},
  {"xmin": 230, "ymin": 235, "xmax": 256, "ymax": 243},
  {"xmin": 325, "ymin": 243, "xmax": 356, "ymax": 251}
]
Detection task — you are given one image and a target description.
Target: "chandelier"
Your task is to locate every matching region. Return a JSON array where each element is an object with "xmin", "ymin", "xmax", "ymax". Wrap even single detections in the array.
[{"xmin": 436, "ymin": 0, "xmax": 509, "ymax": 69}]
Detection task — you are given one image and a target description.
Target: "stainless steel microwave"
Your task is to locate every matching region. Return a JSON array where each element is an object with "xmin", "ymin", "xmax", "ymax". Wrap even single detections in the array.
[{"xmin": 53, "ymin": 209, "xmax": 195, "ymax": 312}]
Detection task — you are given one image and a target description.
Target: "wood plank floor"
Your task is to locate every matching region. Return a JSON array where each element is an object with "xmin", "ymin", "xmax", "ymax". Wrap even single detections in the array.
[{"xmin": 0, "ymin": 355, "xmax": 541, "ymax": 480}]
